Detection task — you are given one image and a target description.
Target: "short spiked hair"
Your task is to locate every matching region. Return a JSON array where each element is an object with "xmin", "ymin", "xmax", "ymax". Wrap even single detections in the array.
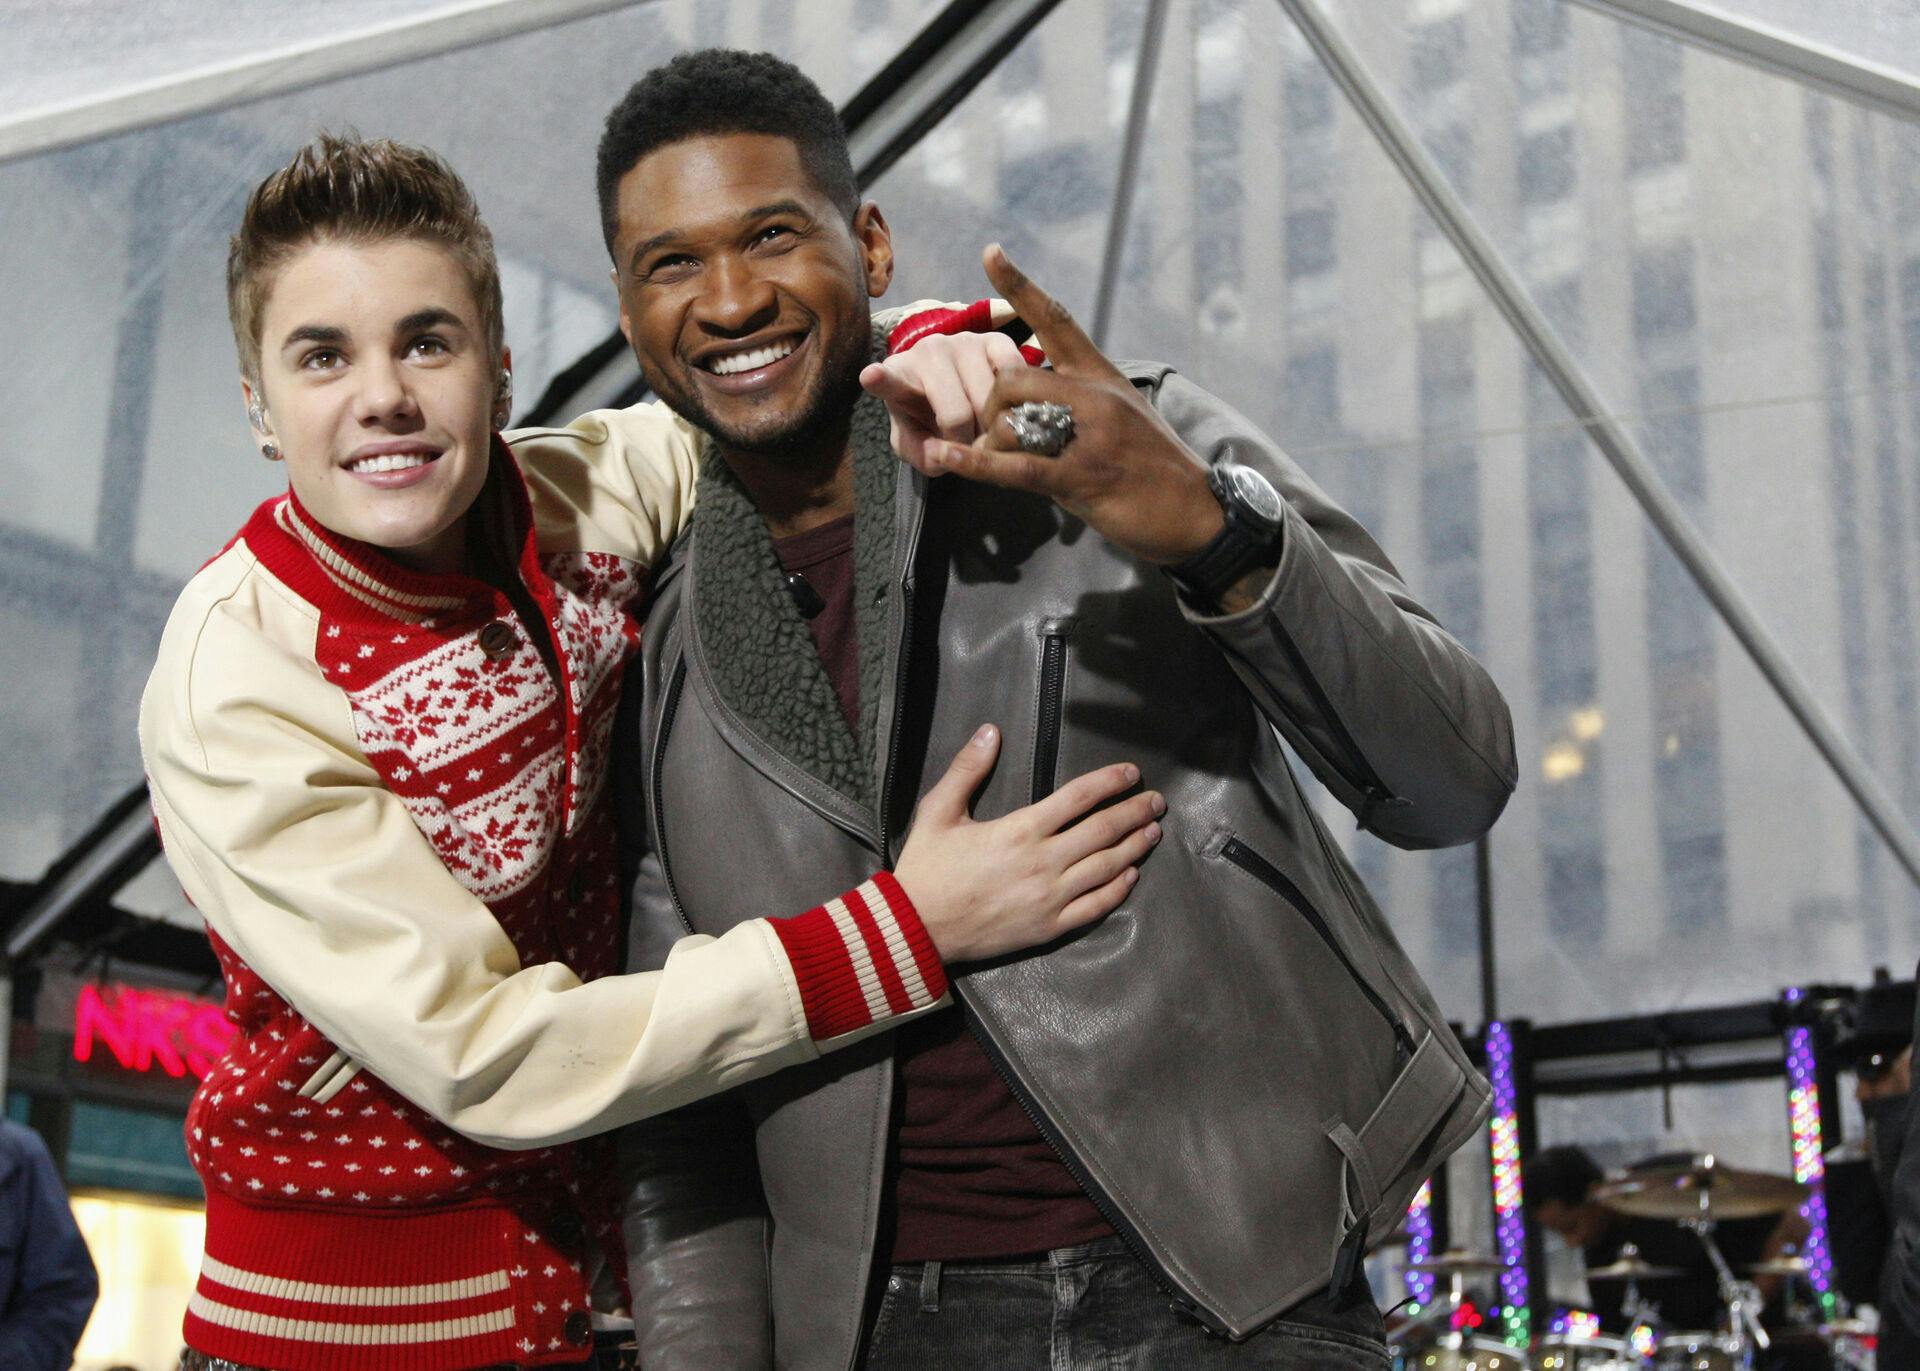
[
  {"xmin": 226, "ymin": 132, "xmax": 504, "ymax": 381},
  {"xmin": 595, "ymin": 48, "xmax": 858, "ymax": 254}
]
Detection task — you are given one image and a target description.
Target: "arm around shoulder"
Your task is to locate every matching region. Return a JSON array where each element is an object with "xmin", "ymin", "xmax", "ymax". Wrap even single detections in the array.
[
  {"xmin": 510, "ymin": 400, "xmax": 705, "ymax": 566},
  {"xmin": 138, "ymin": 556, "xmax": 943, "ymax": 1149}
]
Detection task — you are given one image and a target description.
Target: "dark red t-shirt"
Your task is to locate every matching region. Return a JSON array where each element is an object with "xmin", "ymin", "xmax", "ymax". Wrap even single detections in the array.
[{"xmin": 773, "ymin": 515, "xmax": 1112, "ymax": 1261}]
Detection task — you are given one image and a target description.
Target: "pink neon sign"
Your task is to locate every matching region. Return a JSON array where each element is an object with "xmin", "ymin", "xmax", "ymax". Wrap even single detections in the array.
[{"xmin": 72, "ymin": 984, "xmax": 236, "ymax": 1079}]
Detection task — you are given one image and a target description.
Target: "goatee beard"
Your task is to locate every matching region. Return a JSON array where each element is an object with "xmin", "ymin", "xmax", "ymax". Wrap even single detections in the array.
[
  {"xmin": 707, "ymin": 361, "xmax": 864, "ymax": 459},
  {"xmin": 657, "ymin": 315, "xmax": 872, "ymax": 461}
]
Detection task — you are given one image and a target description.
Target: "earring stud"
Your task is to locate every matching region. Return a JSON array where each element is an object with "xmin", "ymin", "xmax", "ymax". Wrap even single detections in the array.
[{"xmin": 261, "ymin": 442, "xmax": 281, "ymax": 461}]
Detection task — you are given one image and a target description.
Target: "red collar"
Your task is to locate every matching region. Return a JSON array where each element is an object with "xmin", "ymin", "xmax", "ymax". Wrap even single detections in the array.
[{"xmin": 239, "ymin": 438, "xmax": 538, "ymax": 627}]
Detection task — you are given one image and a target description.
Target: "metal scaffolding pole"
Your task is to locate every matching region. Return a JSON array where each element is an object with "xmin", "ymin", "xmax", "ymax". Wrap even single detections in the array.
[
  {"xmin": 0, "ymin": 0, "xmax": 658, "ymax": 166},
  {"xmin": 1274, "ymin": 0, "xmax": 1920, "ymax": 893},
  {"xmin": 1570, "ymin": 0, "xmax": 1920, "ymax": 126},
  {"xmin": 843, "ymin": 0, "xmax": 1066, "ymax": 188},
  {"xmin": 4, "ymin": 788, "xmax": 162, "ymax": 966},
  {"xmin": 1090, "ymin": 0, "xmax": 1170, "ymax": 349}
]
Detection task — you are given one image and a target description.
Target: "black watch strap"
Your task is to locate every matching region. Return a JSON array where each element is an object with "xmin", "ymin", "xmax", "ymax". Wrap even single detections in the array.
[{"xmin": 1168, "ymin": 464, "xmax": 1284, "ymax": 607}]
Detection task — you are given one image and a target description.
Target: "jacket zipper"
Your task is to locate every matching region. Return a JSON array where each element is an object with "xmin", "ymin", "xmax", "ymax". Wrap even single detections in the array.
[
  {"xmin": 878, "ymin": 584, "xmax": 1212, "ymax": 1327},
  {"xmin": 958, "ymin": 995, "xmax": 1230, "ymax": 1335},
  {"xmin": 649, "ymin": 659, "xmax": 695, "ymax": 935},
  {"xmin": 1219, "ymin": 837, "xmax": 1413, "ymax": 1055},
  {"xmin": 1031, "ymin": 629, "xmax": 1068, "ymax": 804},
  {"xmin": 877, "ymin": 581, "xmax": 916, "ymax": 865},
  {"xmin": 1250, "ymin": 621, "xmax": 1409, "ymax": 825}
]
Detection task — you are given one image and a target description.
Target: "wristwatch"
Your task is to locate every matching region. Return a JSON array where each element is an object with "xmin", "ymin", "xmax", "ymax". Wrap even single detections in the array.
[{"xmin": 1167, "ymin": 462, "xmax": 1286, "ymax": 609}]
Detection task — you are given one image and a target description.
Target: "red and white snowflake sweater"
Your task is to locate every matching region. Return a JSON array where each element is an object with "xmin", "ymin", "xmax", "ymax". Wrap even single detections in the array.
[{"xmin": 140, "ymin": 398, "xmax": 949, "ymax": 1371}]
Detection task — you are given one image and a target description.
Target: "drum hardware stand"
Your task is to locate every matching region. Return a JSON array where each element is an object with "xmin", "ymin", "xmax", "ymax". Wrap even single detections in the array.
[
  {"xmin": 1390, "ymin": 1251, "xmax": 1516, "ymax": 1363},
  {"xmin": 1682, "ymin": 1217, "xmax": 1767, "ymax": 1367}
]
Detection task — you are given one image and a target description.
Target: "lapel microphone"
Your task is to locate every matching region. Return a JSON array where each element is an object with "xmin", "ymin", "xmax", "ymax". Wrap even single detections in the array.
[{"xmin": 784, "ymin": 571, "xmax": 826, "ymax": 620}]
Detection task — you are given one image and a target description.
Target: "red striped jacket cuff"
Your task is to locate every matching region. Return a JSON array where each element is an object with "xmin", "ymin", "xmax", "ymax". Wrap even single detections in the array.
[
  {"xmin": 886, "ymin": 299, "xmax": 994, "ymax": 355},
  {"xmin": 768, "ymin": 872, "xmax": 949, "ymax": 1043}
]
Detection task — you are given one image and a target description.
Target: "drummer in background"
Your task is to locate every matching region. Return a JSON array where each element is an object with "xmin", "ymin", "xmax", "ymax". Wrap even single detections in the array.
[{"xmin": 1527, "ymin": 1145, "xmax": 1808, "ymax": 1334}]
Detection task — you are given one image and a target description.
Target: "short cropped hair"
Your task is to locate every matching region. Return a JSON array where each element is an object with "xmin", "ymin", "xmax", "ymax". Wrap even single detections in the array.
[
  {"xmin": 1528, "ymin": 1145, "xmax": 1605, "ymax": 1208},
  {"xmin": 227, "ymin": 133, "xmax": 504, "ymax": 381},
  {"xmin": 595, "ymin": 49, "xmax": 858, "ymax": 254}
]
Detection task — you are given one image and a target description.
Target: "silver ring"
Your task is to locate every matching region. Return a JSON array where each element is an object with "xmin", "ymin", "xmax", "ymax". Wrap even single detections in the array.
[{"xmin": 1005, "ymin": 400, "xmax": 1075, "ymax": 457}]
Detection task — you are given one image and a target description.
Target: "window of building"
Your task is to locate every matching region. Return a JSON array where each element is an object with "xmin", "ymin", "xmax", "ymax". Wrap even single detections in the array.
[
  {"xmin": 1195, "ymin": 94, "xmax": 1244, "ymax": 296},
  {"xmin": 1428, "ymin": 549, "xmax": 1485, "ymax": 654},
  {"xmin": 65, "ymin": 1098, "xmax": 201, "ymax": 1200},
  {"xmin": 1420, "ymin": 315, "xmax": 1476, "ymax": 430},
  {"xmin": 1286, "ymin": 66, "xmax": 1334, "ymax": 134},
  {"xmin": 1646, "ymin": 539, "xmax": 1727, "ymax": 934},
  {"xmin": 1004, "ymin": 141, "xmax": 1104, "ymax": 224},
  {"xmin": 1642, "ymin": 365, "xmax": 1705, "ymax": 511},
  {"xmin": 1512, "ymin": 0, "xmax": 1569, "ymax": 57},
  {"xmin": 1535, "ymin": 281, "xmax": 1584, "ymax": 353},
  {"xmin": 1544, "ymin": 833, "xmax": 1607, "ymax": 944},
  {"xmin": 1423, "ymin": 458, "xmax": 1482, "ymax": 561},
  {"xmin": 1412, "ymin": 15, "xmax": 1467, "ymax": 93},
  {"xmin": 1286, "ymin": 347, "xmax": 1340, "ymax": 438},
  {"xmin": 1285, "ymin": 206, "xmax": 1336, "ymax": 280},
  {"xmin": 1623, "ymin": 26, "xmax": 1686, "ymax": 173},
  {"xmin": 1646, "ymin": 542, "xmax": 1711, "ymax": 665},
  {"xmin": 1535, "ymin": 552, "xmax": 1597, "ymax": 708},
  {"xmin": 1518, "ymin": 126, "xmax": 1576, "ymax": 205},
  {"xmin": 1632, "ymin": 243, "xmax": 1697, "ymax": 341},
  {"xmin": 1662, "ymin": 827, "xmax": 1729, "ymax": 931},
  {"xmin": 1423, "ymin": 118, "xmax": 1475, "ymax": 194},
  {"xmin": 1430, "ymin": 840, "xmax": 1479, "ymax": 952}
]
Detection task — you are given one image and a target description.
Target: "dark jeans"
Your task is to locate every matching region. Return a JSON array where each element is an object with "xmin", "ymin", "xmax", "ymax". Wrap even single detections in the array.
[{"xmin": 861, "ymin": 1237, "xmax": 1389, "ymax": 1369}]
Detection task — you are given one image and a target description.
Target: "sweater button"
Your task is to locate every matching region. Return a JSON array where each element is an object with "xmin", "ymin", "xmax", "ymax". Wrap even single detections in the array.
[
  {"xmin": 478, "ymin": 620, "xmax": 517, "ymax": 660},
  {"xmin": 565, "ymin": 864, "xmax": 588, "ymax": 904},
  {"xmin": 564, "ymin": 1309, "xmax": 593, "ymax": 1346}
]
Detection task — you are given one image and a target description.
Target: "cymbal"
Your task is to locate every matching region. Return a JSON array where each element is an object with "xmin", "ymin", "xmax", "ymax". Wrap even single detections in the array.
[
  {"xmin": 1746, "ymin": 1257, "xmax": 1811, "ymax": 1277},
  {"xmin": 1406, "ymin": 1248, "xmax": 1509, "ymax": 1276},
  {"xmin": 1594, "ymin": 1157, "xmax": 1808, "ymax": 1221},
  {"xmin": 1587, "ymin": 1253, "xmax": 1685, "ymax": 1281}
]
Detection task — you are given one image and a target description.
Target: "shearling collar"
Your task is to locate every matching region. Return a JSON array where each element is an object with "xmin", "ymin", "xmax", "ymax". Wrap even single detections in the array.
[{"xmin": 685, "ymin": 324, "xmax": 903, "ymax": 816}]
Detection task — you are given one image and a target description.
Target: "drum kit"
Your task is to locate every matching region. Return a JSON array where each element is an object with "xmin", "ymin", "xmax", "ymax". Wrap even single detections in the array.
[{"xmin": 1387, "ymin": 1156, "xmax": 1876, "ymax": 1371}]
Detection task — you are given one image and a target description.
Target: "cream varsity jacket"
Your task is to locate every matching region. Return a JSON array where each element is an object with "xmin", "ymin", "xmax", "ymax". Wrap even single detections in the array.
[{"xmin": 140, "ymin": 399, "xmax": 948, "ymax": 1153}]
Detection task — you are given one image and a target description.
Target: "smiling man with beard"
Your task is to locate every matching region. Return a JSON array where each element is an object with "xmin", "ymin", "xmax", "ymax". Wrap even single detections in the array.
[{"xmin": 574, "ymin": 48, "xmax": 1517, "ymax": 1371}]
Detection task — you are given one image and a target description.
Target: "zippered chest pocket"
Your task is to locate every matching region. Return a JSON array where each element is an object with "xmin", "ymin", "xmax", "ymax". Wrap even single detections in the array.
[
  {"xmin": 1031, "ymin": 620, "xmax": 1071, "ymax": 803},
  {"xmin": 1217, "ymin": 836, "xmax": 1413, "ymax": 1056}
]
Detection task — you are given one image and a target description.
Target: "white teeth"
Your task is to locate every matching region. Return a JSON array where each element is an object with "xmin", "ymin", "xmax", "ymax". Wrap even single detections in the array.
[
  {"xmin": 708, "ymin": 339, "xmax": 797, "ymax": 376},
  {"xmin": 349, "ymin": 452, "xmax": 435, "ymax": 474}
]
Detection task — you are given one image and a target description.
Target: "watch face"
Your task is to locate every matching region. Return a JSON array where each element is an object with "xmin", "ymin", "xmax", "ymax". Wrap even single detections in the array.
[{"xmin": 1225, "ymin": 464, "xmax": 1285, "ymax": 529}]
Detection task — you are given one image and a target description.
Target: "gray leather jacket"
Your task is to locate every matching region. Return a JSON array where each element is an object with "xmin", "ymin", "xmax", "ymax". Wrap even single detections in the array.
[{"xmin": 612, "ymin": 359, "xmax": 1515, "ymax": 1370}]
